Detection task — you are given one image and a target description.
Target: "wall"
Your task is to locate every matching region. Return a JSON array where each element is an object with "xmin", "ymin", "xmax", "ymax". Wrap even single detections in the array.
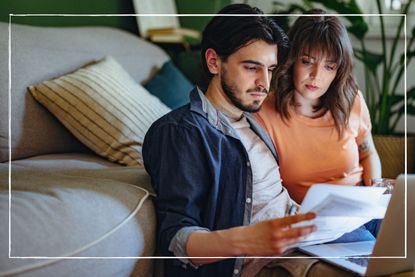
[
  {"xmin": 176, "ymin": 0, "xmax": 230, "ymax": 31},
  {"xmin": 0, "ymin": 0, "xmax": 231, "ymax": 34},
  {"xmin": 0, "ymin": 0, "xmax": 138, "ymax": 34}
]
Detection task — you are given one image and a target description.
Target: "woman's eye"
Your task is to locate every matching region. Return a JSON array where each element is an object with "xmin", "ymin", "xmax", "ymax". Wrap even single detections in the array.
[
  {"xmin": 301, "ymin": 59, "xmax": 311, "ymax": 65},
  {"xmin": 325, "ymin": 64, "xmax": 337, "ymax": 71}
]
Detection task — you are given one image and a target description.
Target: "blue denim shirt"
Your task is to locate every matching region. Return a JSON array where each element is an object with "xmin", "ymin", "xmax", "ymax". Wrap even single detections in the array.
[{"xmin": 143, "ymin": 87, "xmax": 279, "ymax": 277}]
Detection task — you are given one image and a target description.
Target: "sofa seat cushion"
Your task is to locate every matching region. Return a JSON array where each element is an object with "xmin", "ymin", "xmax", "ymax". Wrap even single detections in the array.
[
  {"xmin": 0, "ymin": 166, "xmax": 156, "ymax": 276},
  {"xmin": 11, "ymin": 153, "xmax": 122, "ymax": 170},
  {"xmin": 10, "ymin": 156, "xmax": 155, "ymax": 193}
]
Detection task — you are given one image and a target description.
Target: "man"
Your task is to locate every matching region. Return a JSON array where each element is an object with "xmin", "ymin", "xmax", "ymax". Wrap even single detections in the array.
[{"xmin": 143, "ymin": 4, "xmax": 316, "ymax": 276}]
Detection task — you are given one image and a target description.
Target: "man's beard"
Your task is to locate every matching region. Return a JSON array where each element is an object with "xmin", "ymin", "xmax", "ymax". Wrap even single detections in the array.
[{"xmin": 220, "ymin": 69, "xmax": 268, "ymax": 113}]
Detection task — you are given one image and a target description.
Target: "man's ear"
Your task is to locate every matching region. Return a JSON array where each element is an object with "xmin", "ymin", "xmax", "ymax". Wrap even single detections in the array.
[{"xmin": 205, "ymin": 48, "xmax": 221, "ymax": 75}]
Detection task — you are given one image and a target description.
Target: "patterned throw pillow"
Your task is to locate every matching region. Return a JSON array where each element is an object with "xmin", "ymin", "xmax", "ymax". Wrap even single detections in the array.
[{"xmin": 29, "ymin": 56, "xmax": 171, "ymax": 166}]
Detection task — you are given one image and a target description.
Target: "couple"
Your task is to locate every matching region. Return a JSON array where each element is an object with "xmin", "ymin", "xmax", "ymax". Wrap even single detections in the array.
[{"xmin": 143, "ymin": 4, "xmax": 382, "ymax": 277}]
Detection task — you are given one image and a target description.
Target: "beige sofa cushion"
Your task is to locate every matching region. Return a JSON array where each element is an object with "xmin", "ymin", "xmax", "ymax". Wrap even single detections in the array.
[{"xmin": 29, "ymin": 56, "xmax": 170, "ymax": 166}]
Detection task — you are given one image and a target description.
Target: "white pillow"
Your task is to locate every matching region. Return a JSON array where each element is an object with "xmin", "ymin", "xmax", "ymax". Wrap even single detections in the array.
[{"xmin": 29, "ymin": 56, "xmax": 171, "ymax": 166}]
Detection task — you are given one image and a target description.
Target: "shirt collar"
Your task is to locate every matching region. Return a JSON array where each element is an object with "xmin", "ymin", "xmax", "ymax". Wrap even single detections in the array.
[
  {"xmin": 189, "ymin": 87, "xmax": 238, "ymax": 137},
  {"xmin": 188, "ymin": 87, "xmax": 279, "ymax": 163}
]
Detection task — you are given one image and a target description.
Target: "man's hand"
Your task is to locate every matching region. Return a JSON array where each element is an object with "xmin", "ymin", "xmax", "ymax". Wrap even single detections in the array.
[
  {"xmin": 187, "ymin": 212, "xmax": 316, "ymax": 264},
  {"xmin": 237, "ymin": 212, "xmax": 317, "ymax": 256}
]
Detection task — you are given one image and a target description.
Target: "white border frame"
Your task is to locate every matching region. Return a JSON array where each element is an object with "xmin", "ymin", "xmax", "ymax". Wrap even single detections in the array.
[{"xmin": 6, "ymin": 13, "xmax": 408, "ymax": 263}]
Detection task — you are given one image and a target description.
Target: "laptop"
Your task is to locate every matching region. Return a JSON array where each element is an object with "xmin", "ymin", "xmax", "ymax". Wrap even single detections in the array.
[{"xmin": 299, "ymin": 174, "xmax": 414, "ymax": 276}]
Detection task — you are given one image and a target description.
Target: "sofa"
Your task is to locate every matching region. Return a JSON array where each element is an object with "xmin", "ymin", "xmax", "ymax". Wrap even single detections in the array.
[{"xmin": 0, "ymin": 21, "xmax": 179, "ymax": 276}]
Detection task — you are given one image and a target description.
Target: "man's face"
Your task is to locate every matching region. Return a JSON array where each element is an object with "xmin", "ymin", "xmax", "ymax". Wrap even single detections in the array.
[{"xmin": 219, "ymin": 40, "xmax": 278, "ymax": 113}]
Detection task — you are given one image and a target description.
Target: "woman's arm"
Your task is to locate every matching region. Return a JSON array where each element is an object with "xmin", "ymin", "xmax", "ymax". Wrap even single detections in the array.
[{"xmin": 359, "ymin": 133, "xmax": 382, "ymax": 185}]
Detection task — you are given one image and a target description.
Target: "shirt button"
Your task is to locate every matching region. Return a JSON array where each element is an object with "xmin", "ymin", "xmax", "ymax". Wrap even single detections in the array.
[
  {"xmin": 246, "ymin": 161, "xmax": 251, "ymax": 167},
  {"xmin": 246, "ymin": 197, "xmax": 252, "ymax": 204},
  {"xmin": 233, "ymin": 269, "xmax": 240, "ymax": 275}
]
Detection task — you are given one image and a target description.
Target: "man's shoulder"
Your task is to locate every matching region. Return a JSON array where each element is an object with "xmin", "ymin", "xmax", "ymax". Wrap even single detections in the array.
[{"xmin": 147, "ymin": 104, "xmax": 208, "ymax": 135}]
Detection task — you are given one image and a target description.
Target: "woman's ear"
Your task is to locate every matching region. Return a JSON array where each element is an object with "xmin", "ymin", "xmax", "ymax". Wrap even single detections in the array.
[{"xmin": 205, "ymin": 48, "xmax": 221, "ymax": 75}]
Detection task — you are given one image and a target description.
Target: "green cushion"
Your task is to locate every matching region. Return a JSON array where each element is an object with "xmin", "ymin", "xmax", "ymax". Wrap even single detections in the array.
[{"xmin": 144, "ymin": 61, "xmax": 193, "ymax": 109}]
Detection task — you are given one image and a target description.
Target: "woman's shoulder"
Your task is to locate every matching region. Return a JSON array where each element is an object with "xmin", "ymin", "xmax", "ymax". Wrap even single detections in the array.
[
  {"xmin": 351, "ymin": 90, "xmax": 366, "ymax": 114},
  {"xmin": 355, "ymin": 90, "xmax": 365, "ymax": 102},
  {"xmin": 347, "ymin": 90, "xmax": 371, "ymax": 131}
]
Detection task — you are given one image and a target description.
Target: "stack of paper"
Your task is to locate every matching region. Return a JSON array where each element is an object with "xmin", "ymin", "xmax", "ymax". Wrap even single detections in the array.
[{"xmin": 294, "ymin": 184, "xmax": 389, "ymax": 247}]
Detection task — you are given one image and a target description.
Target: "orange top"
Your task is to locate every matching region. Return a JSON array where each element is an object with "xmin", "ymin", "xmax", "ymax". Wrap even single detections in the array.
[{"xmin": 254, "ymin": 91, "xmax": 371, "ymax": 203}]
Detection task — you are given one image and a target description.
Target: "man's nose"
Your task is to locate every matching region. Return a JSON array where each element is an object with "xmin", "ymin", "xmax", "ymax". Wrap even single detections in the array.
[{"xmin": 255, "ymin": 70, "xmax": 270, "ymax": 91}]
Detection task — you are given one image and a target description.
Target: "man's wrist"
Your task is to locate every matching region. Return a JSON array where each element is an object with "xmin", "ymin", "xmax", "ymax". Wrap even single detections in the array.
[
  {"xmin": 215, "ymin": 226, "xmax": 247, "ymax": 256},
  {"xmin": 186, "ymin": 226, "xmax": 247, "ymax": 258},
  {"xmin": 169, "ymin": 226, "xmax": 210, "ymax": 267}
]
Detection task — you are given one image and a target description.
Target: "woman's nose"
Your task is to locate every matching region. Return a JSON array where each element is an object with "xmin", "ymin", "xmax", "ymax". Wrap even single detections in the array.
[{"xmin": 310, "ymin": 65, "xmax": 321, "ymax": 80}]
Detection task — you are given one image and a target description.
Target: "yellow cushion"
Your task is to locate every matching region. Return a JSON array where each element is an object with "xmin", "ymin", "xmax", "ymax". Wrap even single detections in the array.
[{"xmin": 29, "ymin": 56, "xmax": 170, "ymax": 166}]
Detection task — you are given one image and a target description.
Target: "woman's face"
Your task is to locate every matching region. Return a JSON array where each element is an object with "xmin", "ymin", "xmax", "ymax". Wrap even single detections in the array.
[{"xmin": 293, "ymin": 49, "xmax": 338, "ymax": 103}]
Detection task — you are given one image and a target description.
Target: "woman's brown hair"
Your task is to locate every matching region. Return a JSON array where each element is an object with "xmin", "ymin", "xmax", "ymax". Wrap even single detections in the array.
[{"xmin": 273, "ymin": 9, "xmax": 358, "ymax": 137}]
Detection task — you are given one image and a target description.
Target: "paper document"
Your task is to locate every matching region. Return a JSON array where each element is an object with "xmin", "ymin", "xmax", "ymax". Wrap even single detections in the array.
[{"xmin": 293, "ymin": 184, "xmax": 389, "ymax": 247}]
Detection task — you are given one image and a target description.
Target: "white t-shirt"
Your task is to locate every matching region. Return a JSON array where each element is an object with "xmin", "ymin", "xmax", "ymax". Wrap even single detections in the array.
[{"xmin": 230, "ymin": 116, "xmax": 293, "ymax": 223}]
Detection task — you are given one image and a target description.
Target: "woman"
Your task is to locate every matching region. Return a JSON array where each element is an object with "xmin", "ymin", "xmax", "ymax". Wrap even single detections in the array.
[{"xmin": 255, "ymin": 10, "xmax": 382, "ymax": 204}]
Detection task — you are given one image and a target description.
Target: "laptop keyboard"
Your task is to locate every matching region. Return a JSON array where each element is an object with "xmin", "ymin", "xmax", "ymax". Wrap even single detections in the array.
[{"xmin": 345, "ymin": 255, "xmax": 370, "ymax": 267}]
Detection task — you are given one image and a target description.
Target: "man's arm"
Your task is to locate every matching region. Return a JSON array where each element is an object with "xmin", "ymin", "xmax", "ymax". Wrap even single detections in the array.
[
  {"xmin": 143, "ymin": 123, "xmax": 217, "ymax": 257},
  {"xmin": 187, "ymin": 213, "xmax": 316, "ymax": 265},
  {"xmin": 359, "ymin": 133, "xmax": 382, "ymax": 185}
]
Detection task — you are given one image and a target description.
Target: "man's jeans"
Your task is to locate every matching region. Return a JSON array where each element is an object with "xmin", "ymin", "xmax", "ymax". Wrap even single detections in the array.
[{"xmin": 330, "ymin": 219, "xmax": 383, "ymax": 243}]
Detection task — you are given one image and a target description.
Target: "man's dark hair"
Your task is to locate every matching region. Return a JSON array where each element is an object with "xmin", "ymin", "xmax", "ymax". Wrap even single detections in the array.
[{"xmin": 201, "ymin": 3, "xmax": 289, "ymax": 81}]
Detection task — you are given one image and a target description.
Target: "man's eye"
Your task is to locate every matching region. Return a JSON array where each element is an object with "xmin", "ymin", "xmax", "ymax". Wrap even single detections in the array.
[{"xmin": 246, "ymin": 66, "xmax": 257, "ymax": 71}]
